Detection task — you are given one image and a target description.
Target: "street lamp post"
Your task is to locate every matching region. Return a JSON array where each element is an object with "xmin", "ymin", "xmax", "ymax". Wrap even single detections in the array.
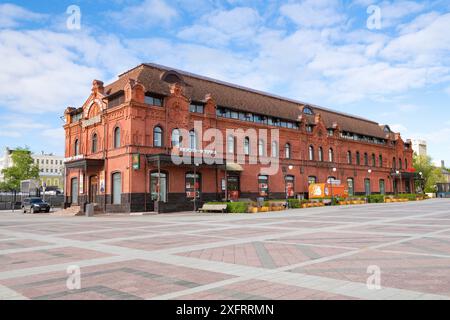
[
  {"xmin": 367, "ymin": 169, "xmax": 372, "ymax": 202},
  {"xmin": 419, "ymin": 172, "xmax": 423, "ymax": 194},
  {"xmin": 396, "ymin": 170, "xmax": 400, "ymax": 195}
]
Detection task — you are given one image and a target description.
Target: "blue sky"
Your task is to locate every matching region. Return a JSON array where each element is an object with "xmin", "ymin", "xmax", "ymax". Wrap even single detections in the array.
[{"xmin": 1, "ymin": 0, "xmax": 449, "ymax": 165}]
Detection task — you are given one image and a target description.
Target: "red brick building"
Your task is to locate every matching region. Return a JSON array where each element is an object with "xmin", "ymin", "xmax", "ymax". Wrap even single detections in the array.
[{"xmin": 63, "ymin": 63, "xmax": 415, "ymax": 213}]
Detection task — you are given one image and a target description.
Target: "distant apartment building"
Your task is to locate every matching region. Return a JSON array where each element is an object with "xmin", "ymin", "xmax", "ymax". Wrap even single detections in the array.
[
  {"xmin": 412, "ymin": 139, "xmax": 427, "ymax": 157},
  {"xmin": 32, "ymin": 152, "xmax": 65, "ymax": 191},
  {"xmin": 0, "ymin": 147, "xmax": 16, "ymax": 182}
]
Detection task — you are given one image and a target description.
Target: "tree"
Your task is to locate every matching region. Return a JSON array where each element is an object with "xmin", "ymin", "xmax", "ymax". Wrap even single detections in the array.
[
  {"xmin": 0, "ymin": 148, "xmax": 39, "ymax": 191},
  {"xmin": 413, "ymin": 154, "xmax": 445, "ymax": 193}
]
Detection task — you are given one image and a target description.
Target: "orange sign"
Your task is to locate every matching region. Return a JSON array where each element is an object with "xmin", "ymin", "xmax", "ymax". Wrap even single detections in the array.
[{"xmin": 309, "ymin": 183, "xmax": 348, "ymax": 199}]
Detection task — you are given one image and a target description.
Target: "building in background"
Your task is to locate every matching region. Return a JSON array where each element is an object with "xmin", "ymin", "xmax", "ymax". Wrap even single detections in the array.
[
  {"xmin": 412, "ymin": 139, "xmax": 427, "ymax": 157},
  {"xmin": 0, "ymin": 147, "xmax": 16, "ymax": 182},
  {"xmin": 32, "ymin": 152, "xmax": 65, "ymax": 191}
]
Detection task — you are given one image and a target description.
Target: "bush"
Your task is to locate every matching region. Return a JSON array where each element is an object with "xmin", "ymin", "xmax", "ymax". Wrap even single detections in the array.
[
  {"xmin": 226, "ymin": 202, "xmax": 249, "ymax": 213},
  {"xmin": 397, "ymin": 194, "xmax": 418, "ymax": 201},
  {"xmin": 368, "ymin": 195, "xmax": 385, "ymax": 203},
  {"xmin": 288, "ymin": 199, "xmax": 301, "ymax": 208}
]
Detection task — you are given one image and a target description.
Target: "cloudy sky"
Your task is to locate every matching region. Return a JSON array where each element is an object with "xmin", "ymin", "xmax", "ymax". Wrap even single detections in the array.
[{"xmin": 1, "ymin": 0, "xmax": 449, "ymax": 165}]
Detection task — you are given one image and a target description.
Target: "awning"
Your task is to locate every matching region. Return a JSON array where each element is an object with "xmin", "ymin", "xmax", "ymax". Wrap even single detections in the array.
[
  {"xmin": 226, "ymin": 163, "xmax": 244, "ymax": 172},
  {"xmin": 65, "ymin": 159, "xmax": 104, "ymax": 170}
]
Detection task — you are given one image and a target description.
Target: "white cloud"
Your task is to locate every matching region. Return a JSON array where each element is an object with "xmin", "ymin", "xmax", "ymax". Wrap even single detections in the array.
[
  {"xmin": 378, "ymin": 0, "xmax": 426, "ymax": 28},
  {"xmin": 178, "ymin": 7, "xmax": 261, "ymax": 46},
  {"xmin": 280, "ymin": 0, "xmax": 345, "ymax": 28},
  {"xmin": 0, "ymin": 3, "xmax": 47, "ymax": 28},
  {"xmin": 0, "ymin": 29, "xmax": 139, "ymax": 114},
  {"xmin": 108, "ymin": 0, "xmax": 177, "ymax": 29},
  {"xmin": 390, "ymin": 123, "xmax": 408, "ymax": 133}
]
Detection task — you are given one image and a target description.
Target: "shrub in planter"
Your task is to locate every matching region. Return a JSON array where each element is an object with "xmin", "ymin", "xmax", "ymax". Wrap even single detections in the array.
[
  {"xmin": 227, "ymin": 202, "xmax": 249, "ymax": 213},
  {"xmin": 368, "ymin": 195, "xmax": 385, "ymax": 203},
  {"xmin": 288, "ymin": 199, "xmax": 301, "ymax": 209}
]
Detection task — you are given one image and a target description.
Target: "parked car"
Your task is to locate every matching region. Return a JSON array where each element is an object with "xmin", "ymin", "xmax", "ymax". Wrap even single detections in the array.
[{"xmin": 22, "ymin": 198, "xmax": 50, "ymax": 214}]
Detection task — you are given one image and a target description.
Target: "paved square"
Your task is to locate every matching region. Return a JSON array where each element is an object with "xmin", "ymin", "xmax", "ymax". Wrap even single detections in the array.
[{"xmin": 0, "ymin": 199, "xmax": 449, "ymax": 300}]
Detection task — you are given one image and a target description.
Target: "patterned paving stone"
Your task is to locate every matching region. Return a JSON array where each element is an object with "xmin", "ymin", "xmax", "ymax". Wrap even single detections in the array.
[
  {"xmin": 0, "ymin": 259, "xmax": 233, "ymax": 300},
  {"xmin": 109, "ymin": 234, "xmax": 225, "ymax": 251},
  {"xmin": 178, "ymin": 241, "xmax": 351, "ymax": 269},
  {"xmin": 270, "ymin": 232, "xmax": 407, "ymax": 249},
  {"xmin": 0, "ymin": 199, "xmax": 449, "ymax": 300},
  {"xmin": 176, "ymin": 279, "xmax": 355, "ymax": 300},
  {"xmin": 291, "ymin": 249, "xmax": 450, "ymax": 296},
  {"xmin": 0, "ymin": 247, "xmax": 112, "ymax": 272}
]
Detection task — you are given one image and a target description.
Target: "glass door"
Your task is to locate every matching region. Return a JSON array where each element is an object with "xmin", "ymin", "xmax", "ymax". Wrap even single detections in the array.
[
  {"xmin": 71, "ymin": 178, "xmax": 78, "ymax": 204},
  {"xmin": 151, "ymin": 172, "xmax": 167, "ymax": 202}
]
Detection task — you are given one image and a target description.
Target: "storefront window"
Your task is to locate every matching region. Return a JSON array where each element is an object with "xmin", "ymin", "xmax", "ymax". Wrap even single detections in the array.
[
  {"xmin": 347, "ymin": 178, "xmax": 354, "ymax": 196},
  {"xmin": 112, "ymin": 172, "xmax": 122, "ymax": 205},
  {"xmin": 285, "ymin": 175, "xmax": 295, "ymax": 198},
  {"xmin": 150, "ymin": 172, "xmax": 167, "ymax": 202},
  {"xmin": 186, "ymin": 173, "xmax": 201, "ymax": 198},
  {"xmin": 258, "ymin": 175, "xmax": 269, "ymax": 198}
]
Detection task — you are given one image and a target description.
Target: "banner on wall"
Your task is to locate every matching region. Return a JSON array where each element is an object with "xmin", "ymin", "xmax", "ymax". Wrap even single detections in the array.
[{"xmin": 99, "ymin": 171, "xmax": 105, "ymax": 193}]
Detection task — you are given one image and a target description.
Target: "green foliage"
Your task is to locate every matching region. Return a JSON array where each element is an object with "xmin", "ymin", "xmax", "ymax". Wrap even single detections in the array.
[
  {"xmin": 413, "ymin": 155, "xmax": 445, "ymax": 193},
  {"xmin": 397, "ymin": 194, "xmax": 418, "ymax": 201},
  {"xmin": 0, "ymin": 148, "xmax": 39, "ymax": 191},
  {"xmin": 367, "ymin": 195, "xmax": 385, "ymax": 203},
  {"xmin": 287, "ymin": 199, "xmax": 301, "ymax": 208},
  {"xmin": 226, "ymin": 202, "xmax": 249, "ymax": 213}
]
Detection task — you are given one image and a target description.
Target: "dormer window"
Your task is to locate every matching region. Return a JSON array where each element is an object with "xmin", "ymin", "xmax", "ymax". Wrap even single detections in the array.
[
  {"xmin": 145, "ymin": 94, "xmax": 163, "ymax": 107},
  {"xmin": 327, "ymin": 129, "xmax": 334, "ymax": 136},
  {"xmin": 306, "ymin": 125, "xmax": 313, "ymax": 133},
  {"xmin": 303, "ymin": 107, "xmax": 314, "ymax": 115},
  {"xmin": 384, "ymin": 126, "xmax": 391, "ymax": 133}
]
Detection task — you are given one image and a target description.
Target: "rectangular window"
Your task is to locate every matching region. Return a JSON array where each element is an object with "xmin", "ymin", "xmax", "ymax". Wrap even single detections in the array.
[
  {"xmin": 189, "ymin": 103, "xmax": 204, "ymax": 114},
  {"xmin": 145, "ymin": 95, "xmax": 163, "ymax": 107}
]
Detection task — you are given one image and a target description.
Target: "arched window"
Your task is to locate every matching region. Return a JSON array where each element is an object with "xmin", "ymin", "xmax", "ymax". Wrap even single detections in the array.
[
  {"xmin": 271, "ymin": 141, "xmax": 278, "ymax": 157},
  {"xmin": 74, "ymin": 139, "xmax": 80, "ymax": 155},
  {"xmin": 244, "ymin": 137, "xmax": 250, "ymax": 155},
  {"xmin": 364, "ymin": 153, "xmax": 369, "ymax": 166},
  {"xmin": 91, "ymin": 134, "xmax": 98, "ymax": 153},
  {"xmin": 258, "ymin": 139, "xmax": 265, "ymax": 156},
  {"xmin": 399, "ymin": 158, "xmax": 402, "ymax": 170},
  {"xmin": 303, "ymin": 107, "xmax": 314, "ymax": 115},
  {"xmin": 356, "ymin": 151, "xmax": 360, "ymax": 165},
  {"xmin": 171, "ymin": 129, "xmax": 181, "ymax": 147},
  {"xmin": 189, "ymin": 130, "xmax": 197, "ymax": 150},
  {"xmin": 328, "ymin": 148, "xmax": 334, "ymax": 162},
  {"xmin": 285, "ymin": 143, "xmax": 291, "ymax": 159},
  {"xmin": 372, "ymin": 153, "xmax": 376, "ymax": 167},
  {"xmin": 153, "ymin": 126, "xmax": 163, "ymax": 147},
  {"xmin": 227, "ymin": 135, "xmax": 235, "ymax": 154},
  {"xmin": 318, "ymin": 147, "xmax": 323, "ymax": 161},
  {"xmin": 309, "ymin": 146, "xmax": 315, "ymax": 161},
  {"xmin": 114, "ymin": 127, "xmax": 121, "ymax": 148},
  {"xmin": 347, "ymin": 151, "xmax": 352, "ymax": 164},
  {"xmin": 379, "ymin": 154, "xmax": 383, "ymax": 168}
]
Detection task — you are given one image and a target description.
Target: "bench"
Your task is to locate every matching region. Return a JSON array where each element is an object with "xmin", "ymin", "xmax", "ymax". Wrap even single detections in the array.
[{"xmin": 198, "ymin": 204, "xmax": 228, "ymax": 213}]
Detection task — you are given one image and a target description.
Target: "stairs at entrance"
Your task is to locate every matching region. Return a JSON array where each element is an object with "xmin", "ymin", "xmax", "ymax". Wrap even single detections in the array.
[{"xmin": 51, "ymin": 206, "xmax": 82, "ymax": 216}]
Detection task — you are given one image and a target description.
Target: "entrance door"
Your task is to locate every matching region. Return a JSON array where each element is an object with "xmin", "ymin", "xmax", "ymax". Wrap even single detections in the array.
[
  {"xmin": 227, "ymin": 175, "xmax": 240, "ymax": 200},
  {"xmin": 365, "ymin": 179, "xmax": 371, "ymax": 196},
  {"xmin": 89, "ymin": 176, "xmax": 98, "ymax": 204},
  {"xmin": 150, "ymin": 172, "xmax": 167, "ymax": 202},
  {"xmin": 112, "ymin": 172, "xmax": 122, "ymax": 205},
  {"xmin": 347, "ymin": 178, "xmax": 354, "ymax": 196},
  {"xmin": 379, "ymin": 180, "xmax": 386, "ymax": 195},
  {"xmin": 71, "ymin": 178, "xmax": 78, "ymax": 204}
]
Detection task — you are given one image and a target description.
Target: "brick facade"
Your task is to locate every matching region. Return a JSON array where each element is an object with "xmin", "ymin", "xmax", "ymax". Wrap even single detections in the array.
[{"xmin": 63, "ymin": 64, "xmax": 415, "ymax": 213}]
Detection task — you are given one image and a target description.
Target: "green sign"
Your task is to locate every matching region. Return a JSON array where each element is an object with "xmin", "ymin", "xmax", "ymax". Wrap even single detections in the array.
[{"xmin": 132, "ymin": 153, "xmax": 140, "ymax": 170}]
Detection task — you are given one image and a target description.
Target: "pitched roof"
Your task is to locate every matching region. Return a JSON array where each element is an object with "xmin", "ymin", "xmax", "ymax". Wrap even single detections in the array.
[{"xmin": 105, "ymin": 63, "xmax": 391, "ymax": 139}]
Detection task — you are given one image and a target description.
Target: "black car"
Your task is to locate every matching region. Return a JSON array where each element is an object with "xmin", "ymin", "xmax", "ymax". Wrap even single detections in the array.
[{"xmin": 22, "ymin": 198, "xmax": 50, "ymax": 214}]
